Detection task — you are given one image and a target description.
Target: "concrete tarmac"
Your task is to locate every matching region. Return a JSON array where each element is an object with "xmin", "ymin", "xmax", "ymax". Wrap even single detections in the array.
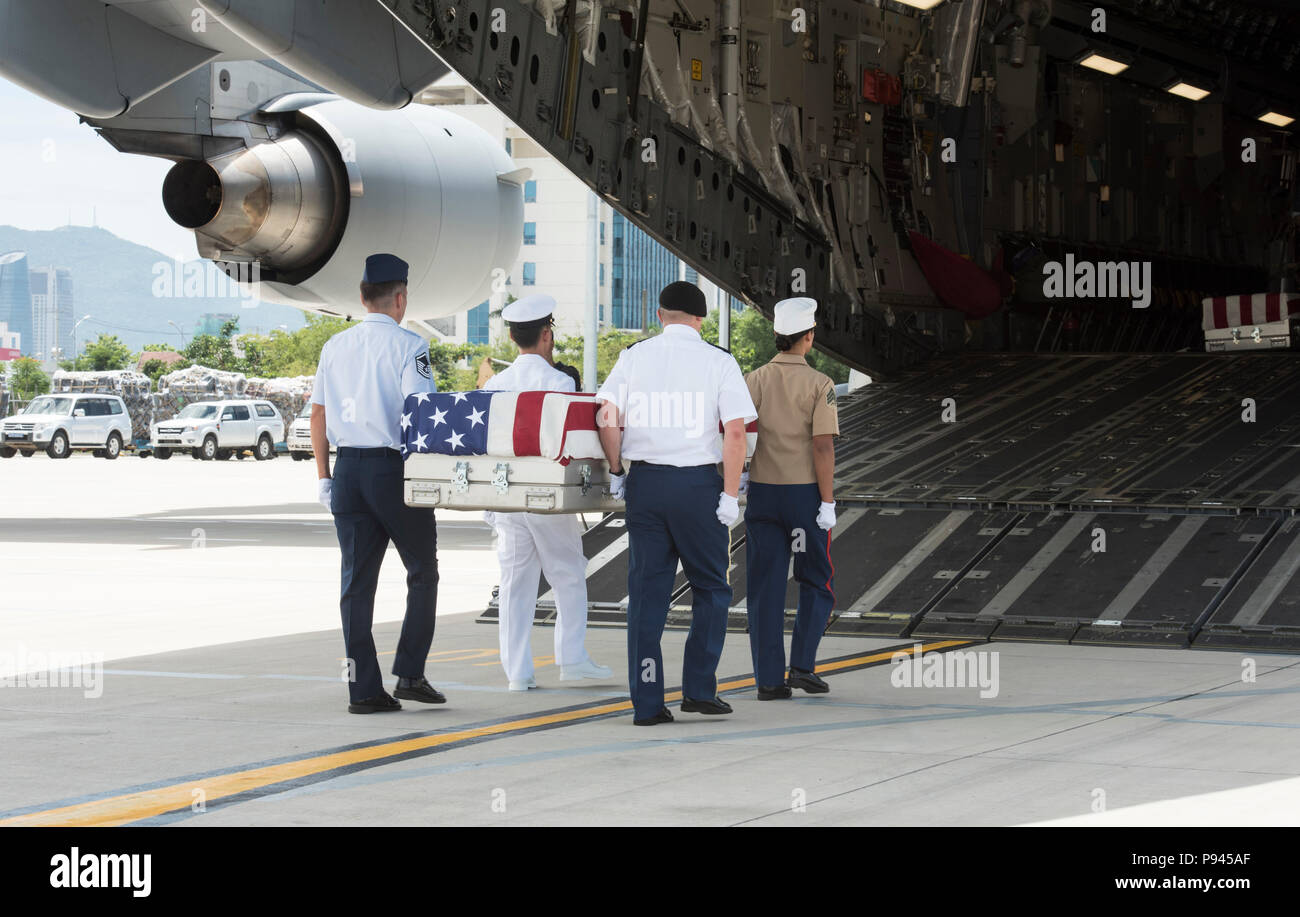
[{"xmin": 1, "ymin": 454, "xmax": 1299, "ymax": 825}]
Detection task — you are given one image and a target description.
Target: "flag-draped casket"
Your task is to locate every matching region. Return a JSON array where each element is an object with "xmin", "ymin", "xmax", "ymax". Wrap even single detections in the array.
[
  {"xmin": 400, "ymin": 390, "xmax": 756, "ymax": 513},
  {"xmin": 1201, "ymin": 293, "xmax": 1300, "ymax": 352},
  {"xmin": 399, "ymin": 390, "xmax": 604, "ymax": 461}
]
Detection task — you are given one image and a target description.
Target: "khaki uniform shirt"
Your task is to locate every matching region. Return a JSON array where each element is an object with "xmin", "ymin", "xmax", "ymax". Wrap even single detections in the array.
[{"xmin": 745, "ymin": 352, "xmax": 839, "ymax": 485}]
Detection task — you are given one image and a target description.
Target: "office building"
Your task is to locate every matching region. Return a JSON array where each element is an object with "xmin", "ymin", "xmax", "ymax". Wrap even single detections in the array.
[
  {"xmin": 29, "ymin": 266, "xmax": 74, "ymax": 363},
  {"xmin": 0, "ymin": 252, "xmax": 33, "ymax": 357}
]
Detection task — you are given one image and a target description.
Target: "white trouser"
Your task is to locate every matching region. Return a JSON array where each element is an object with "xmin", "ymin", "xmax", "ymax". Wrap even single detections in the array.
[{"xmin": 492, "ymin": 512, "xmax": 590, "ymax": 682}]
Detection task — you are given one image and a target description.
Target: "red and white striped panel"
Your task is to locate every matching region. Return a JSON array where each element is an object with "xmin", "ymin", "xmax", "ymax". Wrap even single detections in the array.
[{"xmin": 1201, "ymin": 293, "xmax": 1300, "ymax": 330}]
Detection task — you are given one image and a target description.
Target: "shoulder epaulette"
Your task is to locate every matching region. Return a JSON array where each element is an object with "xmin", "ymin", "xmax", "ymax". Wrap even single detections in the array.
[{"xmin": 706, "ymin": 341, "xmax": 731, "ymax": 354}]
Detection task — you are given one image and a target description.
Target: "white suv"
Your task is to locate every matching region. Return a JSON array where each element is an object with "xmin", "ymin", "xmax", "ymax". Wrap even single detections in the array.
[
  {"xmin": 286, "ymin": 402, "xmax": 334, "ymax": 460},
  {"xmin": 0, "ymin": 393, "xmax": 133, "ymax": 460},
  {"xmin": 287, "ymin": 402, "xmax": 313, "ymax": 460},
  {"xmin": 150, "ymin": 399, "xmax": 285, "ymax": 461}
]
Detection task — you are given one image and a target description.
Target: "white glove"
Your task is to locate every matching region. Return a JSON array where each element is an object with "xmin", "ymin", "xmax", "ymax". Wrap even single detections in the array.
[
  {"xmin": 317, "ymin": 478, "xmax": 333, "ymax": 511},
  {"xmin": 816, "ymin": 501, "xmax": 837, "ymax": 531},
  {"xmin": 608, "ymin": 469, "xmax": 627, "ymax": 501},
  {"xmin": 738, "ymin": 471, "xmax": 750, "ymax": 496},
  {"xmin": 716, "ymin": 492, "xmax": 739, "ymax": 526}
]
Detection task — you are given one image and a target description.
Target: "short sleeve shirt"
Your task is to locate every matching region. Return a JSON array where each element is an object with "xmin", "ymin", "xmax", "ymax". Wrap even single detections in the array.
[
  {"xmin": 483, "ymin": 353, "xmax": 577, "ymax": 393},
  {"xmin": 744, "ymin": 352, "xmax": 839, "ymax": 484},
  {"xmin": 310, "ymin": 312, "xmax": 437, "ymax": 448},
  {"xmin": 596, "ymin": 323, "xmax": 756, "ymax": 466}
]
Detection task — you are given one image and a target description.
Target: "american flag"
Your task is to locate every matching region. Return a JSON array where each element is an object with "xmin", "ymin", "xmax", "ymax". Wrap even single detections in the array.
[{"xmin": 401, "ymin": 390, "xmax": 602, "ymax": 461}]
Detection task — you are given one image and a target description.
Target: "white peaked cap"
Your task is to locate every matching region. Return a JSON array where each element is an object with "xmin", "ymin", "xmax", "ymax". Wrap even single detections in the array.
[
  {"xmin": 503, "ymin": 293, "xmax": 556, "ymax": 323},
  {"xmin": 773, "ymin": 297, "xmax": 817, "ymax": 335}
]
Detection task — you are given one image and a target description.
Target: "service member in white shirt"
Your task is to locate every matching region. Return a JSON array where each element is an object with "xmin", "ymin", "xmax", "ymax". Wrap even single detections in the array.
[
  {"xmin": 311, "ymin": 253, "xmax": 446, "ymax": 714},
  {"xmin": 596, "ymin": 281, "xmax": 758, "ymax": 726},
  {"xmin": 483, "ymin": 294, "xmax": 613, "ymax": 690}
]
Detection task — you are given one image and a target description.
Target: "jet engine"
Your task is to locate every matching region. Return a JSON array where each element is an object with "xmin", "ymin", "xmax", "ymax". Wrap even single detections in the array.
[{"xmin": 160, "ymin": 97, "xmax": 525, "ymax": 322}]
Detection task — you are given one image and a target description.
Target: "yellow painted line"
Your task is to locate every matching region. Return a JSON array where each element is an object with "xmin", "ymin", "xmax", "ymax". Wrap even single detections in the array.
[{"xmin": 1, "ymin": 640, "xmax": 970, "ymax": 827}]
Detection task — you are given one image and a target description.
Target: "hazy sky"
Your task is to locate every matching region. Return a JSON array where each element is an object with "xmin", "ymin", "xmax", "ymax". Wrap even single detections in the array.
[{"xmin": 0, "ymin": 79, "xmax": 197, "ymax": 259}]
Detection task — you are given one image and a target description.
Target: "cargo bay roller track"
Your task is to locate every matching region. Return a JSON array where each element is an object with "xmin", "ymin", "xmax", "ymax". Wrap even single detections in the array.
[
  {"xmin": 482, "ymin": 352, "xmax": 1300, "ymax": 652},
  {"xmin": 378, "ymin": 2, "xmax": 1300, "ymax": 651}
]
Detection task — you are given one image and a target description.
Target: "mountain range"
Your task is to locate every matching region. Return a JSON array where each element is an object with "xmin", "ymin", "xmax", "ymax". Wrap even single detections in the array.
[{"xmin": 0, "ymin": 225, "xmax": 308, "ymax": 353}]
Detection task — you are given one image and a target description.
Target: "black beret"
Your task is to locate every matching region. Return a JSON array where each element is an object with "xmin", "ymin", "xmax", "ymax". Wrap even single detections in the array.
[{"xmin": 658, "ymin": 280, "xmax": 706, "ymax": 317}]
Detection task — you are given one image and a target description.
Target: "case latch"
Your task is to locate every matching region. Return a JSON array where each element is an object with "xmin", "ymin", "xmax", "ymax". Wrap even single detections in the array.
[
  {"xmin": 493, "ymin": 462, "xmax": 511, "ymax": 495},
  {"xmin": 452, "ymin": 461, "xmax": 470, "ymax": 493}
]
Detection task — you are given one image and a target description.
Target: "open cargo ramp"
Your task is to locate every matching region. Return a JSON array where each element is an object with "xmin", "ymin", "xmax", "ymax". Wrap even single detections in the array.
[{"xmin": 483, "ymin": 354, "xmax": 1300, "ymax": 653}]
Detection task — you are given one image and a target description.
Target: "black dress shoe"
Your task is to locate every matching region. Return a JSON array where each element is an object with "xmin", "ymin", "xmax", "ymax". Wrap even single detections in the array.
[
  {"xmin": 348, "ymin": 692, "xmax": 402, "ymax": 714},
  {"xmin": 394, "ymin": 676, "xmax": 447, "ymax": 704},
  {"xmin": 757, "ymin": 684, "xmax": 792, "ymax": 701},
  {"xmin": 680, "ymin": 696, "xmax": 733, "ymax": 715},
  {"xmin": 787, "ymin": 668, "xmax": 829, "ymax": 694},
  {"xmin": 633, "ymin": 708, "xmax": 675, "ymax": 726}
]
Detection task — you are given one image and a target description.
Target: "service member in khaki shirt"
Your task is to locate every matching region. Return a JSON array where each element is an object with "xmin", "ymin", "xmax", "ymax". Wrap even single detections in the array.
[{"xmin": 742, "ymin": 297, "xmax": 840, "ymax": 700}]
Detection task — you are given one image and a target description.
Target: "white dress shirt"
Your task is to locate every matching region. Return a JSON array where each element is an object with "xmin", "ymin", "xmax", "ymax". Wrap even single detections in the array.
[
  {"xmin": 596, "ymin": 323, "xmax": 756, "ymax": 466},
  {"xmin": 483, "ymin": 353, "xmax": 576, "ymax": 393},
  {"xmin": 311, "ymin": 312, "xmax": 437, "ymax": 448}
]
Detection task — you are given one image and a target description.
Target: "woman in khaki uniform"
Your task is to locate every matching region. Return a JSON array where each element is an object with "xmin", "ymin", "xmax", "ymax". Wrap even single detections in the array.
[{"xmin": 743, "ymin": 297, "xmax": 839, "ymax": 700}]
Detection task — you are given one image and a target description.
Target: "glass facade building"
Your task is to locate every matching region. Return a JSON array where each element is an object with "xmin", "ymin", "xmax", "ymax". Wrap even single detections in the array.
[
  {"xmin": 29, "ymin": 267, "xmax": 74, "ymax": 361},
  {"xmin": 609, "ymin": 213, "xmax": 684, "ymax": 330},
  {"xmin": 466, "ymin": 300, "xmax": 490, "ymax": 345},
  {"xmin": 0, "ymin": 252, "xmax": 33, "ymax": 356}
]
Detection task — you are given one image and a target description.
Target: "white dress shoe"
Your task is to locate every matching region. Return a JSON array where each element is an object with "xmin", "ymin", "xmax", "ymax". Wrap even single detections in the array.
[
  {"xmin": 508, "ymin": 678, "xmax": 538, "ymax": 691},
  {"xmin": 559, "ymin": 659, "xmax": 614, "ymax": 682}
]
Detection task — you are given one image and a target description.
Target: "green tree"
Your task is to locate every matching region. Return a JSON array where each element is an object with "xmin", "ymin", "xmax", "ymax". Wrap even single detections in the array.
[
  {"xmin": 139, "ymin": 359, "xmax": 170, "ymax": 385},
  {"xmin": 553, "ymin": 329, "xmax": 646, "ymax": 387},
  {"xmin": 179, "ymin": 318, "xmax": 244, "ymax": 372},
  {"xmin": 10, "ymin": 357, "xmax": 50, "ymax": 399},
  {"xmin": 251, "ymin": 314, "xmax": 355, "ymax": 377},
  {"xmin": 426, "ymin": 338, "xmax": 519, "ymax": 391},
  {"xmin": 63, "ymin": 333, "xmax": 134, "ymax": 372},
  {"xmin": 701, "ymin": 306, "xmax": 849, "ymax": 382}
]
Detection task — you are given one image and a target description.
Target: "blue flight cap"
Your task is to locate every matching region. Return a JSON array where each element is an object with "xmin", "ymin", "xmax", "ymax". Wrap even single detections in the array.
[{"xmin": 362, "ymin": 253, "xmax": 409, "ymax": 284}]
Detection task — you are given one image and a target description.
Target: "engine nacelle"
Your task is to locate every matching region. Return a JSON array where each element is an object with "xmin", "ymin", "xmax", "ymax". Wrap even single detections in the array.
[{"xmin": 161, "ymin": 98, "xmax": 525, "ymax": 323}]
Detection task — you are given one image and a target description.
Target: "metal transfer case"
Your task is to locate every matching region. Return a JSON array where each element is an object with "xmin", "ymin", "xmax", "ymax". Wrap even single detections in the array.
[
  {"xmin": 1202, "ymin": 293, "xmax": 1300, "ymax": 352},
  {"xmin": 1204, "ymin": 321, "xmax": 1298, "ymax": 352},
  {"xmin": 403, "ymin": 453, "xmax": 622, "ymax": 514}
]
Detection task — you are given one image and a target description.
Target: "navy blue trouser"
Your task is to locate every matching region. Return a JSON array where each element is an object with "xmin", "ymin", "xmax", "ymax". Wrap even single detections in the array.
[
  {"xmin": 744, "ymin": 482, "xmax": 835, "ymax": 687},
  {"xmin": 625, "ymin": 463, "xmax": 732, "ymax": 719},
  {"xmin": 332, "ymin": 447, "xmax": 438, "ymax": 702}
]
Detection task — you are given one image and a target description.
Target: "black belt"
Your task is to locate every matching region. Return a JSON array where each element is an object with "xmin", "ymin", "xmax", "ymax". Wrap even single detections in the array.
[{"xmin": 338, "ymin": 446, "xmax": 401, "ymax": 458}]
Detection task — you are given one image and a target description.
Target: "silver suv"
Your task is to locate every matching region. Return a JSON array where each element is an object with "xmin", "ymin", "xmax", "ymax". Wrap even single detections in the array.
[
  {"xmin": 0, "ymin": 393, "xmax": 133, "ymax": 459},
  {"xmin": 150, "ymin": 399, "xmax": 285, "ymax": 461}
]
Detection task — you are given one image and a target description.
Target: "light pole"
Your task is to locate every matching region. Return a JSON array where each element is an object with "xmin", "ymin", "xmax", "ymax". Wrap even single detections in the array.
[
  {"xmin": 73, "ymin": 315, "xmax": 92, "ymax": 368},
  {"xmin": 167, "ymin": 320, "xmax": 185, "ymax": 349}
]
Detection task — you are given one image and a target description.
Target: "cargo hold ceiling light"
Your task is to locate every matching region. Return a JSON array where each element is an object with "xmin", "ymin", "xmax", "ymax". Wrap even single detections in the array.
[
  {"xmin": 1077, "ymin": 51, "xmax": 1130, "ymax": 76},
  {"xmin": 891, "ymin": 0, "xmax": 947, "ymax": 10},
  {"xmin": 1258, "ymin": 111, "xmax": 1295, "ymax": 128},
  {"xmin": 1165, "ymin": 80, "xmax": 1211, "ymax": 101}
]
